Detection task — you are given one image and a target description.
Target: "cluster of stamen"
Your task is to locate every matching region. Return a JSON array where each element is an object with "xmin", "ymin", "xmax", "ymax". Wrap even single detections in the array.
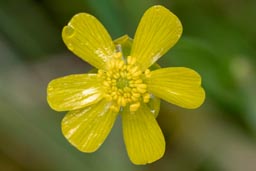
[{"xmin": 97, "ymin": 52, "xmax": 151, "ymax": 112}]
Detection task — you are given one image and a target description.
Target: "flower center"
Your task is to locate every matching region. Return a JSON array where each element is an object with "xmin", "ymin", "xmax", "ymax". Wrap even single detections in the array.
[
  {"xmin": 97, "ymin": 52, "xmax": 151, "ymax": 112},
  {"xmin": 116, "ymin": 77, "xmax": 129, "ymax": 89}
]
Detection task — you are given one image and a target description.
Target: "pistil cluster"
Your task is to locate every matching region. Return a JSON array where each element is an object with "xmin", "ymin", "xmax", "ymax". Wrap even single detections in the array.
[{"xmin": 97, "ymin": 52, "xmax": 151, "ymax": 112}]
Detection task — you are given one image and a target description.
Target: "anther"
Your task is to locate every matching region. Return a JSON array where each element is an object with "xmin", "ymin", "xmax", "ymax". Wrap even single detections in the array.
[
  {"xmin": 143, "ymin": 93, "xmax": 150, "ymax": 103},
  {"xmin": 114, "ymin": 52, "xmax": 122, "ymax": 59},
  {"xmin": 110, "ymin": 105, "xmax": 119, "ymax": 112},
  {"xmin": 103, "ymin": 81, "xmax": 110, "ymax": 87},
  {"xmin": 129, "ymin": 66, "xmax": 139, "ymax": 74},
  {"xmin": 121, "ymin": 97, "xmax": 127, "ymax": 106},
  {"xmin": 127, "ymin": 56, "xmax": 136, "ymax": 65},
  {"xmin": 130, "ymin": 102, "xmax": 140, "ymax": 112},
  {"xmin": 105, "ymin": 94, "xmax": 112, "ymax": 101},
  {"xmin": 144, "ymin": 69, "xmax": 151, "ymax": 78},
  {"xmin": 132, "ymin": 93, "xmax": 141, "ymax": 98},
  {"xmin": 132, "ymin": 71, "xmax": 142, "ymax": 77},
  {"xmin": 135, "ymin": 79, "xmax": 143, "ymax": 84},
  {"xmin": 117, "ymin": 60, "xmax": 124, "ymax": 68}
]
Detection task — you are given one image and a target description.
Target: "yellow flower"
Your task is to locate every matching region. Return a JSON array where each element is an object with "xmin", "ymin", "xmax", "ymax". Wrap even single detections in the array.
[{"xmin": 47, "ymin": 5, "xmax": 205, "ymax": 165}]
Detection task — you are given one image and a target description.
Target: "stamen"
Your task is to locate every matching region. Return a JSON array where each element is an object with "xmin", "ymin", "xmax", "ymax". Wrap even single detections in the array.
[
  {"xmin": 98, "ymin": 53, "xmax": 151, "ymax": 112},
  {"xmin": 127, "ymin": 56, "xmax": 136, "ymax": 65},
  {"xmin": 114, "ymin": 52, "xmax": 122, "ymax": 59},
  {"xmin": 110, "ymin": 105, "xmax": 119, "ymax": 112},
  {"xmin": 143, "ymin": 93, "xmax": 150, "ymax": 103},
  {"xmin": 105, "ymin": 94, "xmax": 112, "ymax": 101},
  {"xmin": 130, "ymin": 102, "xmax": 141, "ymax": 112},
  {"xmin": 144, "ymin": 69, "xmax": 151, "ymax": 78}
]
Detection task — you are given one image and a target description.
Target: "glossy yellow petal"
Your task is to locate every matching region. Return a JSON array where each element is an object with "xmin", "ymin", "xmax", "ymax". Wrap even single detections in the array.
[
  {"xmin": 146, "ymin": 67, "xmax": 205, "ymax": 109},
  {"xmin": 62, "ymin": 100, "xmax": 118, "ymax": 152},
  {"xmin": 131, "ymin": 5, "xmax": 182, "ymax": 71},
  {"xmin": 47, "ymin": 74, "xmax": 103, "ymax": 111},
  {"xmin": 121, "ymin": 103, "xmax": 165, "ymax": 165},
  {"xmin": 62, "ymin": 13, "xmax": 116, "ymax": 69}
]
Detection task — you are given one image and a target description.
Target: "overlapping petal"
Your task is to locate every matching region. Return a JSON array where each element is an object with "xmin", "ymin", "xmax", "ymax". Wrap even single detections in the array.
[
  {"xmin": 62, "ymin": 100, "xmax": 118, "ymax": 152},
  {"xmin": 131, "ymin": 5, "xmax": 182, "ymax": 71},
  {"xmin": 62, "ymin": 13, "xmax": 116, "ymax": 69},
  {"xmin": 47, "ymin": 74, "xmax": 103, "ymax": 111},
  {"xmin": 121, "ymin": 103, "xmax": 165, "ymax": 164},
  {"xmin": 146, "ymin": 67, "xmax": 205, "ymax": 109}
]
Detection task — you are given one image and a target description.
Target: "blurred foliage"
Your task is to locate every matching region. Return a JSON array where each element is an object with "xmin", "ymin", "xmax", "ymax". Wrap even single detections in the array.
[{"xmin": 0, "ymin": 0, "xmax": 256, "ymax": 171}]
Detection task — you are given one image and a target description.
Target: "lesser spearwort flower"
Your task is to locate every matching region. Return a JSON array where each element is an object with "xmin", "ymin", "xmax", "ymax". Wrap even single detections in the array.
[{"xmin": 47, "ymin": 5, "xmax": 205, "ymax": 164}]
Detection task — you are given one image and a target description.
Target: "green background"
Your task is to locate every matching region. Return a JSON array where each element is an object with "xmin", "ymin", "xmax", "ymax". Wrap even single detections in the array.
[{"xmin": 1, "ymin": 0, "xmax": 256, "ymax": 170}]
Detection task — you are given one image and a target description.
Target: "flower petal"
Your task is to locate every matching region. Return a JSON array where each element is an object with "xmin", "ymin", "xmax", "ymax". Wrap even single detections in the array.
[
  {"xmin": 62, "ymin": 13, "xmax": 116, "ymax": 69},
  {"xmin": 62, "ymin": 100, "xmax": 118, "ymax": 152},
  {"xmin": 47, "ymin": 74, "xmax": 103, "ymax": 111},
  {"xmin": 121, "ymin": 103, "xmax": 165, "ymax": 165},
  {"xmin": 146, "ymin": 67, "xmax": 205, "ymax": 109},
  {"xmin": 131, "ymin": 5, "xmax": 182, "ymax": 71}
]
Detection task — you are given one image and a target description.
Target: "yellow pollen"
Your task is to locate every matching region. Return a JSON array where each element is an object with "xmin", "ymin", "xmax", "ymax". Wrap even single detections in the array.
[
  {"xmin": 114, "ymin": 52, "xmax": 122, "ymax": 59},
  {"xmin": 130, "ymin": 102, "xmax": 141, "ymax": 112},
  {"xmin": 144, "ymin": 69, "xmax": 151, "ymax": 78},
  {"xmin": 98, "ymin": 54, "xmax": 151, "ymax": 112},
  {"xmin": 127, "ymin": 56, "xmax": 136, "ymax": 65},
  {"xmin": 143, "ymin": 93, "xmax": 151, "ymax": 103}
]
